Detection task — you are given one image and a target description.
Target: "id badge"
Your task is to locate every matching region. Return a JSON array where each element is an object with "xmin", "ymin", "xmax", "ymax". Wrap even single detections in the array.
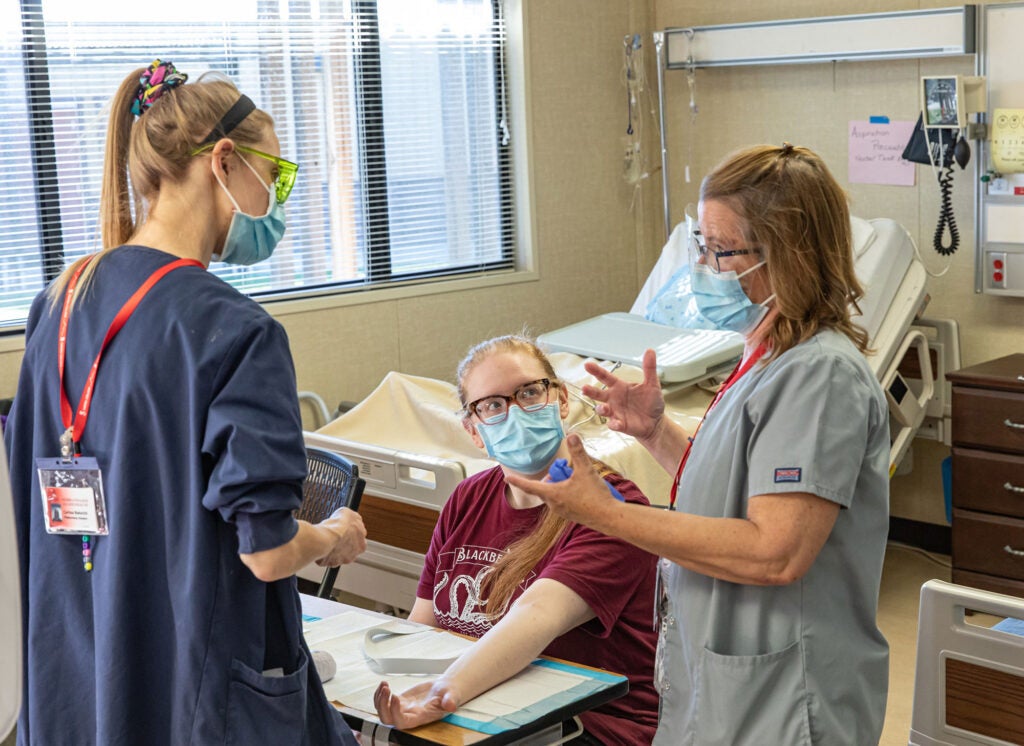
[
  {"xmin": 36, "ymin": 457, "xmax": 109, "ymax": 536},
  {"xmin": 653, "ymin": 557, "xmax": 671, "ymax": 691},
  {"xmin": 653, "ymin": 557, "xmax": 669, "ymax": 631}
]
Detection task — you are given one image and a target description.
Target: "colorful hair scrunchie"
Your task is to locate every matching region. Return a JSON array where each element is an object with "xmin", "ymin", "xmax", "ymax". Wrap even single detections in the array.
[{"xmin": 131, "ymin": 59, "xmax": 188, "ymax": 117}]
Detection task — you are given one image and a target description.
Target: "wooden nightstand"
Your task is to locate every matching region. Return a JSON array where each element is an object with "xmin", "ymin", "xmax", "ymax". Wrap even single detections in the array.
[{"xmin": 947, "ymin": 353, "xmax": 1024, "ymax": 599}]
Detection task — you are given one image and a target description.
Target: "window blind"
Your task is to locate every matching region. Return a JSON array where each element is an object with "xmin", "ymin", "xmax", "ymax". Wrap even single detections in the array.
[{"xmin": 0, "ymin": 0, "xmax": 513, "ymax": 329}]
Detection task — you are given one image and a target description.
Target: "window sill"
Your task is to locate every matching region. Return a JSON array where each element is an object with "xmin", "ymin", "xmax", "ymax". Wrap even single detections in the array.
[
  {"xmin": 260, "ymin": 267, "xmax": 539, "ymax": 318},
  {"xmin": 0, "ymin": 334, "xmax": 25, "ymax": 354},
  {"xmin": 0, "ymin": 269, "xmax": 540, "ymax": 351}
]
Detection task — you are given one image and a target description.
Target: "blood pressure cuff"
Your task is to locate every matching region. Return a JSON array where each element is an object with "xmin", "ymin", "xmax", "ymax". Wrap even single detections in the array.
[{"xmin": 902, "ymin": 113, "xmax": 955, "ymax": 168}]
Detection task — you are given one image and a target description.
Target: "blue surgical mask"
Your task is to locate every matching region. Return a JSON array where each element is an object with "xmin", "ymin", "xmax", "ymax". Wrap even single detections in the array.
[
  {"xmin": 213, "ymin": 153, "xmax": 286, "ymax": 265},
  {"xmin": 476, "ymin": 403, "xmax": 564, "ymax": 475},
  {"xmin": 644, "ymin": 264, "xmax": 720, "ymax": 330},
  {"xmin": 691, "ymin": 262, "xmax": 774, "ymax": 335}
]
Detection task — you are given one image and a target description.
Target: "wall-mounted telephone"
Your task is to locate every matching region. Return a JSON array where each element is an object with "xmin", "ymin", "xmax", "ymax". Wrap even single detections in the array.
[{"xmin": 901, "ymin": 75, "xmax": 985, "ymax": 256}]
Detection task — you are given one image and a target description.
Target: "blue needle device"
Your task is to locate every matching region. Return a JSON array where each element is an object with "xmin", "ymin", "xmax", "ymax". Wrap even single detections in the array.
[{"xmin": 547, "ymin": 458, "xmax": 625, "ymax": 501}]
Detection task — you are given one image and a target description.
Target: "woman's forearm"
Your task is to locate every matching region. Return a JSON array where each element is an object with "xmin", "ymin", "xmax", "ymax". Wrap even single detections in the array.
[
  {"xmin": 239, "ymin": 520, "xmax": 334, "ymax": 582},
  {"xmin": 637, "ymin": 415, "xmax": 692, "ymax": 476},
  {"xmin": 435, "ymin": 580, "xmax": 593, "ymax": 707}
]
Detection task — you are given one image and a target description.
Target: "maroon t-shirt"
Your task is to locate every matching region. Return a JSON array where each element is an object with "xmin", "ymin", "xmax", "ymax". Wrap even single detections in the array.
[{"xmin": 418, "ymin": 466, "xmax": 659, "ymax": 745}]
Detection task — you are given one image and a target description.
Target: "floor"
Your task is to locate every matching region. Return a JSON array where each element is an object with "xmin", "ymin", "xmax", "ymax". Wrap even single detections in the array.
[{"xmin": 876, "ymin": 541, "xmax": 953, "ymax": 746}]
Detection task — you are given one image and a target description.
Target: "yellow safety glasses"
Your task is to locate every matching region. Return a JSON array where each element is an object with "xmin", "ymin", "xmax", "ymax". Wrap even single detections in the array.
[{"xmin": 192, "ymin": 143, "xmax": 298, "ymax": 205}]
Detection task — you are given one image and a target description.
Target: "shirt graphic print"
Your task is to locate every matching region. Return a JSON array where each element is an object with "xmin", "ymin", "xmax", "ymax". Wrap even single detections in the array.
[{"xmin": 432, "ymin": 544, "xmax": 535, "ymax": 637}]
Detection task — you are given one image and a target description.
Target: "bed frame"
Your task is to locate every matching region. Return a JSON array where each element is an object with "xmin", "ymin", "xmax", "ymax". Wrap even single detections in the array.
[
  {"xmin": 300, "ymin": 216, "xmax": 960, "ymax": 609},
  {"xmin": 910, "ymin": 579, "xmax": 1024, "ymax": 745},
  {"xmin": 299, "ymin": 431, "xmax": 466, "ymax": 611}
]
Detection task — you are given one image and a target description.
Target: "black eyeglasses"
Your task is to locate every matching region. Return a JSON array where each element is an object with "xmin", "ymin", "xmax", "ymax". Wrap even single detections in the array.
[
  {"xmin": 465, "ymin": 379, "xmax": 556, "ymax": 424},
  {"xmin": 690, "ymin": 229, "xmax": 761, "ymax": 274}
]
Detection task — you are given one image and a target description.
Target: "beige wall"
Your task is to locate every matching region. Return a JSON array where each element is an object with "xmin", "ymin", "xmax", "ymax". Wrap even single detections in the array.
[{"xmin": 4, "ymin": 1, "xmax": 1022, "ymax": 526}]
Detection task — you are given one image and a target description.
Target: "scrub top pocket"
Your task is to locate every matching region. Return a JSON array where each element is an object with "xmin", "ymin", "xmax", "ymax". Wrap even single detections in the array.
[
  {"xmin": 225, "ymin": 647, "xmax": 310, "ymax": 746},
  {"xmin": 693, "ymin": 639, "xmax": 812, "ymax": 746}
]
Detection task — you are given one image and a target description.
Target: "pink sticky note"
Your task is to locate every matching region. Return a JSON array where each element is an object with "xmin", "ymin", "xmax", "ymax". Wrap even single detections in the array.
[{"xmin": 848, "ymin": 120, "xmax": 917, "ymax": 186}]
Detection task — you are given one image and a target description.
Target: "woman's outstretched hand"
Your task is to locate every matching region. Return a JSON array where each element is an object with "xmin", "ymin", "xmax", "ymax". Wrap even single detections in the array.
[
  {"xmin": 582, "ymin": 348, "xmax": 665, "ymax": 443},
  {"xmin": 505, "ymin": 434, "xmax": 621, "ymax": 529},
  {"xmin": 373, "ymin": 679, "xmax": 460, "ymax": 731}
]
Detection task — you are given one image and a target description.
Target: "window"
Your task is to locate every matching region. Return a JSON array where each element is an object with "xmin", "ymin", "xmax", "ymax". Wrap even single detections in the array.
[{"xmin": 1, "ymin": 0, "xmax": 513, "ymax": 330}]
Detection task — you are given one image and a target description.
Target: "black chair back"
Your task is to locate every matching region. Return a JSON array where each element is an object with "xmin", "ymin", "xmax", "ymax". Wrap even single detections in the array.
[{"xmin": 298, "ymin": 447, "xmax": 365, "ymax": 598}]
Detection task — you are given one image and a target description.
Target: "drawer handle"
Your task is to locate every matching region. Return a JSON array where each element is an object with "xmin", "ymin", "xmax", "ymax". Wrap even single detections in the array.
[
  {"xmin": 1005, "ymin": 418, "xmax": 1024, "ymax": 430},
  {"xmin": 1005, "ymin": 545, "xmax": 1024, "ymax": 557},
  {"xmin": 1007, "ymin": 482, "xmax": 1024, "ymax": 494}
]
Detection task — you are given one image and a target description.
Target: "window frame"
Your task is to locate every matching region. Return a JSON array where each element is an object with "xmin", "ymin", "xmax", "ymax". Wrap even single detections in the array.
[{"xmin": 0, "ymin": 0, "xmax": 536, "ymax": 337}]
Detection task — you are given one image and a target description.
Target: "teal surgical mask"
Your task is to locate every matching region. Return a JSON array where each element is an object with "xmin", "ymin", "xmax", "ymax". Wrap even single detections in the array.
[
  {"xmin": 476, "ymin": 403, "xmax": 564, "ymax": 475},
  {"xmin": 213, "ymin": 153, "xmax": 286, "ymax": 265},
  {"xmin": 691, "ymin": 261, "xmax": 774, "ymax": 335}
]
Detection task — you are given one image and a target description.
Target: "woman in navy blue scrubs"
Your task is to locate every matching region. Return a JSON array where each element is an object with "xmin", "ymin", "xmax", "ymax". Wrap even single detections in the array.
[{"xmin": 4, "ymin": 61, "xmax": 366, "ymax": 745}]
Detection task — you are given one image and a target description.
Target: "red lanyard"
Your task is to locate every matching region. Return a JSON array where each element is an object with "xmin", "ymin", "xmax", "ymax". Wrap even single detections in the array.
[
  {"xmin": 668, "ymin": 343, "xmax": 767, "ymax": 510},
  {"xmin": 58, "ymin": 254, "xmax": 203, "ymax": 452}
]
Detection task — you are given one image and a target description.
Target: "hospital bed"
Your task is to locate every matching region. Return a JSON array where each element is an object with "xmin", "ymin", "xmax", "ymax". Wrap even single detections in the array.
[
  {"xmin": 300, "ymin": 215, "xmax": 956, "ymax": 610},
  {"xmin": 909, "ymin": 579, "xmax": 1024, "ymax": 745}
]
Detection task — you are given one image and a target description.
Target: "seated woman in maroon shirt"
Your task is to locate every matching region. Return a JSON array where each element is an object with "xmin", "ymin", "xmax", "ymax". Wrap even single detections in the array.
[{"xmin": 374, "ymin": 334, "xmax": 658, "ymax": 745}]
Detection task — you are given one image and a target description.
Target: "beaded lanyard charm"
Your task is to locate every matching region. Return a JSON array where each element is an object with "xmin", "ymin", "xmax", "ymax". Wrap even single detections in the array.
[{"xmin": 57, "ymin": 426, "xmax": 92, "ymax": 571}]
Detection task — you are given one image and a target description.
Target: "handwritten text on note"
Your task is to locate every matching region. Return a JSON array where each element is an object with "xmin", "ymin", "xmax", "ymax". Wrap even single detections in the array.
[{"xmin": 848, "ymin": 121, "xmax": 916, "ymax": 186}]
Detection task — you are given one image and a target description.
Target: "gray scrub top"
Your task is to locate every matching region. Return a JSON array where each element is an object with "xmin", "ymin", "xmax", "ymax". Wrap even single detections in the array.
[{"xmin": 654, "ymin": 329, "xmax": 890, "ymax": 746}]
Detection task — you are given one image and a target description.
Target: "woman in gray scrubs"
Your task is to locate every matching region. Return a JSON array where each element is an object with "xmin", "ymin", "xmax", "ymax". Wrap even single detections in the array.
[{"xmin": 508, "ymin": 143, "xmax": 890, "ymax": 745}]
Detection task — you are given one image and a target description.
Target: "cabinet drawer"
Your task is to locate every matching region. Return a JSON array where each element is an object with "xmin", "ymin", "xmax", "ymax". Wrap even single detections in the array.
[
  {"xmin": 952, "ymin": 567, "xmax": 1024, "ymax": 601},
  {"xmin": 952, "ymin": 447, "xmax": 1024, "ymax": 518},
  {"xmin": 953, "ymin": 509, "xmax": 1024, "ymax": 581},
  {"xmin": 952, "ymin": 387, "xmax": 1024, "ymax": 454}
]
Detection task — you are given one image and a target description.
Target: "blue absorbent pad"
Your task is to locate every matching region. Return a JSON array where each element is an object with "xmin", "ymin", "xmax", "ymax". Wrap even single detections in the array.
[
  {"xmin": 441, "ymin": 659, "xmax": 626, "ymax": 734},
  {"xmin": 993, "ymin": 617, "xmax": 1024, "ymax": 636}
]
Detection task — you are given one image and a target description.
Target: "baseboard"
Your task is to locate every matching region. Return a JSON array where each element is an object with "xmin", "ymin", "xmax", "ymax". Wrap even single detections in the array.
[{"xmin": 888, "ymin": 516, "xmax": 951, "ymax": 555}]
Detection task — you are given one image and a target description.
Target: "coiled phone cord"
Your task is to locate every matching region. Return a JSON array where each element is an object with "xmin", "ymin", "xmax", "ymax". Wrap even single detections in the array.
[{"xmin": 933, "ymin": 163, "xmax": 959, "ymax": 256}]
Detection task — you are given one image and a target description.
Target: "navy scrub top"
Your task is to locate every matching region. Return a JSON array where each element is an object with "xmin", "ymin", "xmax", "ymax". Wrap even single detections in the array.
[{"xmin": 5, "ymin": 246, "xmax": 356, "ymax": 746}]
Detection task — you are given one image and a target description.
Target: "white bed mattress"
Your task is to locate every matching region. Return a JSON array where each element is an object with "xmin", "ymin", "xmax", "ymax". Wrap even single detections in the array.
[{"xmin": 850, "ymin": 217, "xmax": 914, "ymax": 344}]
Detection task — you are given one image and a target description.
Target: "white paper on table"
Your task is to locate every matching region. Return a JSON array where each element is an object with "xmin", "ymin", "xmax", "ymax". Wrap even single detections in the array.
[
  {"xmin": 305, "ymin": 611, "xmax": 605, "ymax": 725},
  {"xmin": 304, "ymin": 610, "xmax": 383, "ymax": 646},
  {"xmin": 455, "ymin": 664, "xmax": 591, "ymax": 718},
  {"xmin": 305, "ymin": 612, "xmax": 470, "ymax": 714}
]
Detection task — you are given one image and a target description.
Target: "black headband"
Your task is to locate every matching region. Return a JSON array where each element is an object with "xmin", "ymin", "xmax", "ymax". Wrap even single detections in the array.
[{"xmin": 198, "ymin": 94, "xmax": 256, "ymax": 147}]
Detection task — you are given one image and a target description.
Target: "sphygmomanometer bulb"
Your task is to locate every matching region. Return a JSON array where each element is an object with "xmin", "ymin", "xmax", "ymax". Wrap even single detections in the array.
[{"xmin": 954, "ymin": 136, "xmax": 971, "ymax": 170}]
